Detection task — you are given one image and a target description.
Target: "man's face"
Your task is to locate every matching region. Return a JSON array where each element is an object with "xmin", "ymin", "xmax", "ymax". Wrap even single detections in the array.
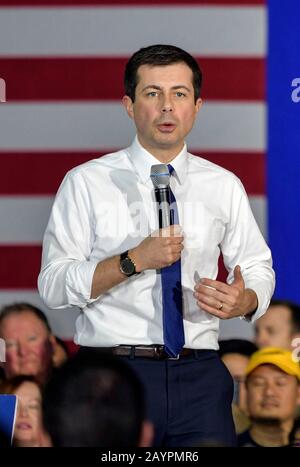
[
  {"xmin": 123, "ymin": 63, "xmax": 202, "ymax": 160},
  {"xmin": 0, "ymin": 311, "xmax": 54, "ymax": 382},
  {"xmin": 246, "ymin": 364, "xmax": 300, "ymax": 422},
  {"xmin": 222, "ymin": 353, "xmax": 249, "ymax": 411},
  {"xmin": 255, "ymin": 306, "xmax": 294, "ymax": 349}
]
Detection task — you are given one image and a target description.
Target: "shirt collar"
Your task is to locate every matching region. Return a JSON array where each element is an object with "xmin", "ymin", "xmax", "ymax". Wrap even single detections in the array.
[{"xmin": 127, "ymin": 136, "xmax": 188, "ymax": 185}]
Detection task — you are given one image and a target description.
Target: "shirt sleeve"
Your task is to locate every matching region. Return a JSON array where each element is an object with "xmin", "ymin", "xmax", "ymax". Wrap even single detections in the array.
[
  {"xmin": 38, "ymin": 170, "xmax": 99, "ymax": 309},
  {"xmin": 220, "ymin": 177, "xmax": 275, "ymax": 322}
]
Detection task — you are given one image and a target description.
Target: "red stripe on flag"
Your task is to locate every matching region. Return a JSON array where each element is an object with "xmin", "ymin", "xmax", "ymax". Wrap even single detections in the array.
[
  {"xmin": 0, "ymin": 57, "xmax": 265, "ymax": 102},
  {"xmin": 0, "ymin": 245, "xmax": 41, "ymax": 289},
  {"xmin": 0, "ymin": 151, "xmax": 265, "ymax": 195},
  {"xmin": 217, "ymin": 255, "xmax": 227, "ymax": 283},
  {"xmin": 0, "ymin": 152, "xmax": 95, "ymax": 195},
  {"xmin": 0, "ymin": 1, "xmax": 266, "ymax": 7},
  {"xmin": 198, "ymin": 151, "xmax": 265, "ymax": 195}
]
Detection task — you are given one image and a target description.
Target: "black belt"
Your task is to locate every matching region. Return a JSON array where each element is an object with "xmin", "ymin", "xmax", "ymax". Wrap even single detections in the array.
[{"xmin": 97, "ymin": 345, "xmax": 196, "ymax": 360}]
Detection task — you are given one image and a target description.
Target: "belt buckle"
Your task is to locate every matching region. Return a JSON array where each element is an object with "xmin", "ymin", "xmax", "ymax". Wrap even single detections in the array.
[{"xmin": 167, "ymin": 354, "xmax": 180, "ymax": 360}]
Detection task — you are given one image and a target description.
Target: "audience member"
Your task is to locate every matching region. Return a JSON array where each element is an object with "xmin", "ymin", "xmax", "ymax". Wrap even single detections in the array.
[
  {"xmin": 238, "ymin": 347, "xmax": 300, "ymax": 447},
  {"xmin": 0, "ymin": 376, "xmax": 50, "ymax": 447},
  {"xmin": 43, "ymin": 350, "xmax": 153, "ymax": 447},
  {"xmin": 219, "ymin": 339, "xmax": 257, "ymax": 412},
  {"xmin": 219, "ymin": 339, "xmax": 257, "ymax": 433},
  {"xmin": 0, "ymin": 303, "xmax": 55, "ymax": 385},
  {"xmin": 52, "ymin": 337, "xmax": 69, "ymax": 368},
  {"xmin": 255, "ymin": 300, "xmax": 300, "ymax": 350}
]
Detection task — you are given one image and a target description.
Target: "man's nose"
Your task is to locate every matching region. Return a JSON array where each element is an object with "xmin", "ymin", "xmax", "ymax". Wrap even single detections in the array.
[
  {"xmin": 264, "ymin": 383, "xmax": 276, "ymax": 396},
  {"xmin": 256, "ymin": 330, "xmax": 268, "ymax": 348},
  {"xmin": 18, "ymin": 342, "xmax": 29, "ymax": 357},
  {"xmin": 162, "ymin": 105, "xmax": 173, "ymax": 112},
  {"xmin": 161, "ymin": 96, "xmax": 173, "ymax": 112}
]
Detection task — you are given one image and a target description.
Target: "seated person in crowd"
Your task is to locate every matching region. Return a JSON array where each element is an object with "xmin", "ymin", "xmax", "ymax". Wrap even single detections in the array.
[
  {"xmin": 238, "ymin": 347, "xmax": 300, "ymax": 447},
  {"xmin": 219, "ymin": 339, "xmax": 257, "ymax": 433},
  {"xmin": 52, "ymin": 337, "xmax": 70, "ymax": 368},
  {"xmin": 0, "ymin": 303, "xmax": 56, "ymax": 385},
  {"xmin": 255, "ymin": 299, "xmax": 300, "ymax": 350},
  {"xmin": 0, "ymin": 375, "xmax": 50, "ymax": 447},
  {"xmin": 43, "ymin": 350, "xmax": 153, "ymax": 447}
]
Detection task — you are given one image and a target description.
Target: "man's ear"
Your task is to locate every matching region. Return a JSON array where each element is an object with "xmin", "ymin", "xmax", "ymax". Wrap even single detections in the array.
[
  {"xmin": 122, "ymin": 95, "xmax": 134, "ymax": 119},
  {"xmin": 195, "ymin": 97, "xmax": 203, "ymax": 114},
  {"xmin": 138, "ymin": 420, "xmax": 154, "ymax": 447}
]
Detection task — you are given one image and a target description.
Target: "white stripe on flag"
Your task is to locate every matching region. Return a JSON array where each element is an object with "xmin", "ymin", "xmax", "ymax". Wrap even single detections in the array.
[
  {"xmin": 0, "ymin": 6, "xmax": 266, "ymax": 57},
  {"xmin": 0, "ymin": 196, "xmax": 53, "ymax": 244},
  {"xmin": 0, "ymin": 102, "xmax": 266, "ymax": 151},
  {"xmin": 0, "ymin": 290, "xmax": 79, "ymax": 338},
  {"xmin": 249, "ymin": 195, "xmax": 267, "ymax": 239}
]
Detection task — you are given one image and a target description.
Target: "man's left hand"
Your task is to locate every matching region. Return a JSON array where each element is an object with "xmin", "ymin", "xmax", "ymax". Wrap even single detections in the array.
[{"xmin": 193, "ymin": 265, "xmax": 258, "ymax": 320}]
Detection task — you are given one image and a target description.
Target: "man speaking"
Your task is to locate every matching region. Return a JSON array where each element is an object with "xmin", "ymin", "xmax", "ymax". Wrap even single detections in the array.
[{"xmin": 38, "ymin": 44, "xmax": 275, "ymax": 447}]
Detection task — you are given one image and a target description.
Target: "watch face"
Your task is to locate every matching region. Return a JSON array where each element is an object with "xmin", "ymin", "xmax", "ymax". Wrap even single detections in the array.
[{"xmin": 120, "ymin": 257, "xmax": 135, "ymax": 276}]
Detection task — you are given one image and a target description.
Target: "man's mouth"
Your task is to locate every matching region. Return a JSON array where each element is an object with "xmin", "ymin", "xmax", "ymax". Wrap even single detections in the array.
[
  {"xmin": 261, "ymin": 401, "xmax": 279, "ymax": 409},
  {"xmin": 157, "ymin": 123, "xmax": 176, "ymax": 133}
]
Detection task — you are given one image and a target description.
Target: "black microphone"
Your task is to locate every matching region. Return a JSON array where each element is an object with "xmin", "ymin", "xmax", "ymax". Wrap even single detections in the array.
[{"xmin": 150, "ymin": 164, "xmax": 171, "ymax": 228}]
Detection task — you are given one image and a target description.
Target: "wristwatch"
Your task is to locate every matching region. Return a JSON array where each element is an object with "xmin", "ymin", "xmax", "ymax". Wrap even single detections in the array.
[{"xmin": 119, "ymin": 251, "xmax": 139, "ymax": 277}]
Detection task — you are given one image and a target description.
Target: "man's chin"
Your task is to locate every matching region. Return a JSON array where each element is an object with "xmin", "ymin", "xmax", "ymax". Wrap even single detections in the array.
[
  {"xmin": 252, "ymin": 416, "xmax": 281, "ymax": 426},
  {"xmin": 153, "ymin": 137, "xmax": 183, "ymax": 152},
  {"xmin": 20, "ymin": 366, "xmax": 40, "ymax": 376}
]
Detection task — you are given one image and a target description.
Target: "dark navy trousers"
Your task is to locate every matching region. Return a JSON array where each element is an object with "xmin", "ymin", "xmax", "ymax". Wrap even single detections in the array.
[{"xmin": 123, "ymin": 350, "xmax": 237, "ymax": 447}]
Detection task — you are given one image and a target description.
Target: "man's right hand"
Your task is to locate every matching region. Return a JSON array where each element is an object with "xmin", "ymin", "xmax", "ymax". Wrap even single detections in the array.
[{"xmin": 129, "ymin": 225, "xmax": 184, "ymax": 272}]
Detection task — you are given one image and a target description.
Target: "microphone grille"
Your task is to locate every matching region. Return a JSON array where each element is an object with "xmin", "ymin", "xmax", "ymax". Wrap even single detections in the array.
[{"xmin": 150, "ymin": 164, "xmax": 170, "ymax": 188}]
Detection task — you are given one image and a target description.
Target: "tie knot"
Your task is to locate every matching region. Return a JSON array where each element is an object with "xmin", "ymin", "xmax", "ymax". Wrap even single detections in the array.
[{"xmin": 168, "ymin": 164, "xmax": 175, "ymax": 175}]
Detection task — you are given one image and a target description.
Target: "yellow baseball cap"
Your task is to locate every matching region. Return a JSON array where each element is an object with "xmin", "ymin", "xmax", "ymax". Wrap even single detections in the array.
[{"xmin": 245, "ymin": 347, "xmax": 300, "ymax": 381}]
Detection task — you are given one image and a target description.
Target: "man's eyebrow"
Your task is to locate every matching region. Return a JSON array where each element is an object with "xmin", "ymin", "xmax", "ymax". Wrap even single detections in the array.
[
  {"xmin": 141, "ymin": 85, "xmax": 162, "ymax": 92},
  {"xmin": 172, "ymin": 85, "xmax": 191, "ymax": 92},
  {"xmin": 250, "ymin": 376, "xmax": 266, "ymax": 381},
  {"xmin": 141, "ymin": 85, "xmax": 191, "ymax": 92}
]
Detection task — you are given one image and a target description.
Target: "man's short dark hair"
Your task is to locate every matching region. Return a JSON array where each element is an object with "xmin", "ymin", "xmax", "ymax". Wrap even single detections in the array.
[
  {"xmin": 269, "ymin": 299, "xmax": 300, "ymax": 334},
  {"xmin": 124, "ymin": 44, "xmax": 202, "ymax": 103},
  {"xmin": 218, "ymin": 339, "xmax": 258, "ymax": 358},
  {"xmin": 43, "ymin": 350, "xmax": 147, "ymax": 447},
  {"xmin": 0, "ymin": 302, "xmax": 52, "ymax": 333}
]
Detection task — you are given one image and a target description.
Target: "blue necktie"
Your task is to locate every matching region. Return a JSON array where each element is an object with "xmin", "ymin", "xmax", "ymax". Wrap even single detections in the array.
[{"xmin": 161, "ymin": 164, "xmax": 185, "ymax": 357}]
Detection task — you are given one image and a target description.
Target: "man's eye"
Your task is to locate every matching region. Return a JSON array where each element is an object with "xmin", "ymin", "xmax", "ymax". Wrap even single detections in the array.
[
  {"xmin": 276, "ymin": 380, "xmax": 287, "ymax": 387},
  {"xmin": 28, "ymin": 336, "xmax": 37, "ymax": 342},
  {"xmin": 251, "ymin": 380, "xmax": 265, "ymax": 387},
  {"xmin": 6, "ymin": 342, "xmax": 17, "ymax": 349},
  {"xmin": 175, "ymin": 92, "xmax": 186, "ymax": 97},
  {"xmin": 147, "ymin": 92, "xmax": 158, "ymax": 97}
]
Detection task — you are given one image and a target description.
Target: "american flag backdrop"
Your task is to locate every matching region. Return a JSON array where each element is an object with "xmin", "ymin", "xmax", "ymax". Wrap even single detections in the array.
[{"xmin": 0, "ymin": 0, "xmax": 267, "ymax": 338}]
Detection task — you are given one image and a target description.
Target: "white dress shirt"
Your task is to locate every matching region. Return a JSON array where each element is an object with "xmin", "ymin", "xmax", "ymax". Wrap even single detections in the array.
[{"xmin": 38, "ymin": 137, "xmax": 275, "ymax": 349}]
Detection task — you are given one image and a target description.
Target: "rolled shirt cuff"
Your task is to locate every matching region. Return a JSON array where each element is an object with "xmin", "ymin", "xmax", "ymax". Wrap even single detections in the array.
[{"xmin": 65, "ymin": 259, "xmax": 100, "ymax": 307}]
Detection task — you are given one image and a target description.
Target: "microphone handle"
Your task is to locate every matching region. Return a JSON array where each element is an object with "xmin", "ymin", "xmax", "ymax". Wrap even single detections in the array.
[{"xmin": 154, "ymin": 187, "xmax": 171, "ymax": 229}]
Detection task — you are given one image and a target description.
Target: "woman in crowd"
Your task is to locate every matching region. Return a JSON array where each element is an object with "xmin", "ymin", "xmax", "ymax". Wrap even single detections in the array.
[{"xmin": 0, "ymin": 375, "xmax": 50, "ymax": 447}]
